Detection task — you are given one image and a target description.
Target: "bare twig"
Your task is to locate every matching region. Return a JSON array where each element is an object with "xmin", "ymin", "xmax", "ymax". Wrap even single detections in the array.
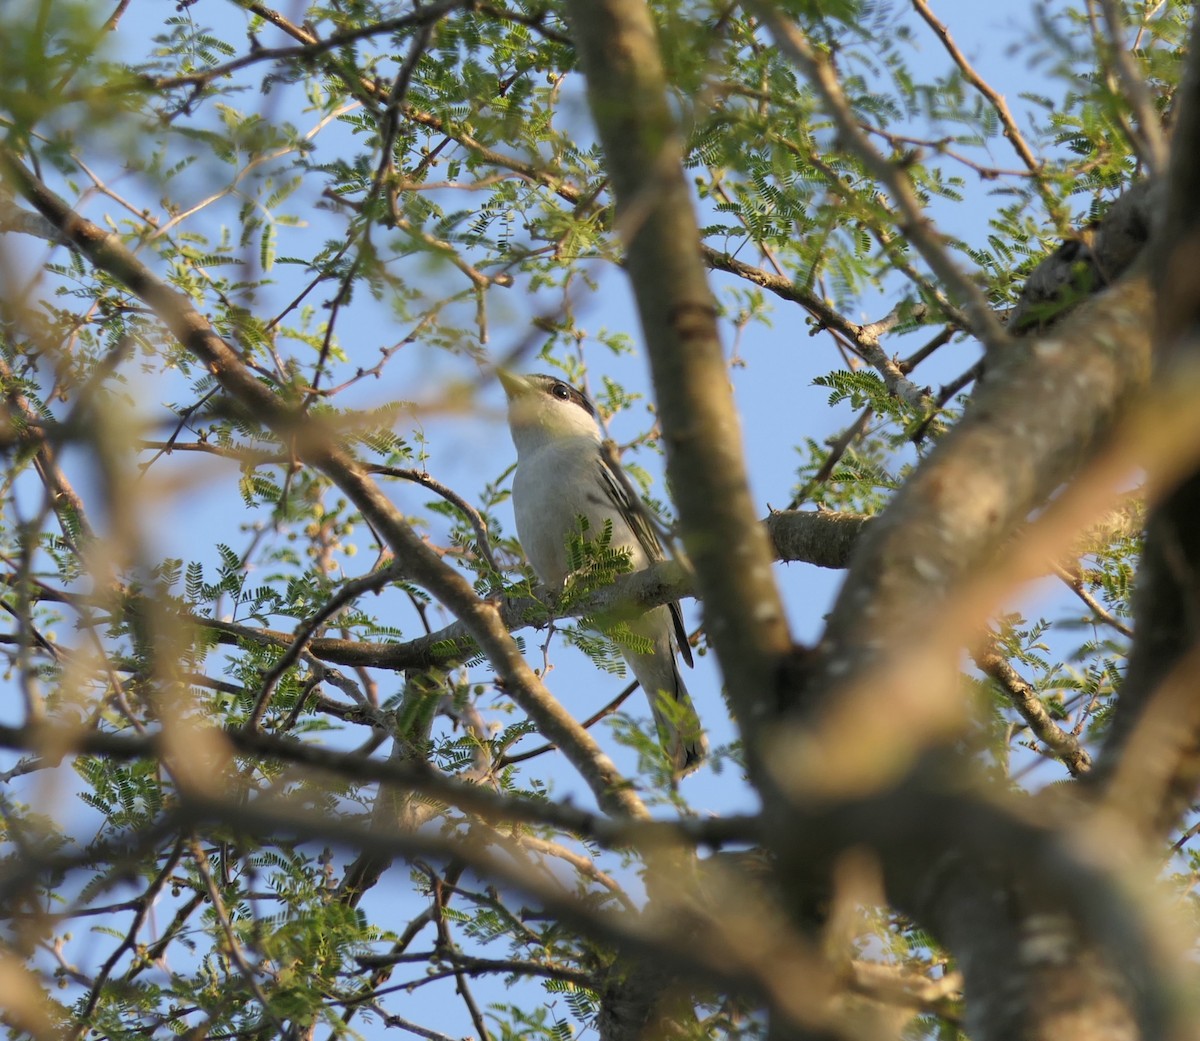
[
  {"xmin": 246, "ymin": 563, "xmax": 403, "ymax": 730},
  {"xmin": 750, "ymin": 4, "xmax": 1011, "ymax": 352},
  {"xmin": 371, "ymin": 466, "xmax": 502, "ymax": 584},
  {"xmin": 788, "ymin": 408, "xmax": 873, "ymax": 509},
  {"xmin": 429, "ymin": 871, "xmax": 492, "ymax": 1041},
  {"xmin": 498, "ymin": 680, "xmax": 639, "ymax": 766},
  {"xmin": 143, "ymin": 1, "xmax": 470, "ymax": 91},
  {"xmin": 909, "ymin": 0, "xmax": 1071, "ymax": 231},
  {"xmin": 701, "ymin": 246, "xmax": 936, "ymax": 403}
]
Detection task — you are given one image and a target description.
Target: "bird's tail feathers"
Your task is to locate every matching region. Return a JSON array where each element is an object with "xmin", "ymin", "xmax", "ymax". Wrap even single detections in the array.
[{"xmin": 628, "ymin": 651, "xmax": 708, "ymax": 777}]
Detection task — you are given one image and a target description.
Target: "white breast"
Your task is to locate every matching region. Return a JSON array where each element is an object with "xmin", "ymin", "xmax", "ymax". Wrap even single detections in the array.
[{"xmin": 512, "ymin": 437, "xmax": 647, "ymax": 587}]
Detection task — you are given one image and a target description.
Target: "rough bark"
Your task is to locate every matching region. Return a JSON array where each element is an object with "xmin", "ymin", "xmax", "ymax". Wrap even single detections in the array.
[
  {"xmin": 559, "ymin": 2, "xmax": 1186, "ymax": 1039},
  {"xmin": 0, "ymin": 147, "xmax": 649, "ymax": 822},
  {"xmin": 798, "ymin": 271, "xmax": 1152, "ymax": 722},
  {"xmin": 1008, "ymin": 179, "xmax": 1161, "ymax": 334},
  {"xmin": 597, "ymin": 958, "xmax": 697, "ymax": 1041},
  {"xmin": 737, "ymin": 15, "xmax": 1180, "ymax": 1041},
  {"xmin": 1099, "ymin": 11, "xmax": 1200, "ymax": 841},
  {"xmin": 775, "ymin": 769, "xmax": 1162, "ymax": 1041},
  {"xmin": 768, "ymin": 191, "xmax": 1160, "ymax": 1041},
  {"xmin": 563, "ymin": 2, "xmax": 797, "ymax": 1037},
  {"xmin": 563, "ymin": 0, "xmax": 793, "ymax": 769}
]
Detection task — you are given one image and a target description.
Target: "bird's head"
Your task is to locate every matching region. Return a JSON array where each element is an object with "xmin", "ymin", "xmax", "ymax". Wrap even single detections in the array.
[{"xmin": 498, "ymin": 370, "xmax": 601, "ymax": 452}]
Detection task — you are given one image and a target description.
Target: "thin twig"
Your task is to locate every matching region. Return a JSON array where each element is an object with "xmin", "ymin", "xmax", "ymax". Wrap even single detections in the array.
[
  {"xmin": 188, "ymin": 837, "xmax": 287, "ymax": 1034},
  {"xmin": 430, "ymin": 871, "xmax": 492, "ymax": 1041},
  {"xmin": 909, "ymin": 0, "xmax": 1071, "ymax": 232},
  {"xmin": 246, "ymin": 563, "xmax": 402, "ymax": 730},
  {"xmin": 973, "ymin": 643, "xmax": 1093, "ymax": 777},
  {"xmin": 788, "ymin": 407, "xmax": 873, "ymax": 510},
  {"xmin": 1097, "ymin": 0, "xmax": 1169, "ymax": 175},
  {"xmin": 702, "ymin": 245, "xmax": 939, "ymax": 398},
  {"xmin": 751, "ymin": 4, "xmax": 1011, "ymax": 351},
  {"xmin": 497, "ymin": 680, "xmax": 639, "ymax": 766},
  {"xmin": 1053, "ymin": 561, "xmax": 1134, "ymax": 638},
  {"xmin": 371, "ymin": 466, "xmax": 503, "ymax": 585},
  {"xmin": 899, "ymin": 326, "xmax": 955, "ymax": 373}
]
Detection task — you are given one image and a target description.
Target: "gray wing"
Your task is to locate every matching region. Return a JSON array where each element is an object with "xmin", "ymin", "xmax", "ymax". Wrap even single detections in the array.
[{"xmin": 595, "ymin": 448, "xmax": 694, "ymax": 669}]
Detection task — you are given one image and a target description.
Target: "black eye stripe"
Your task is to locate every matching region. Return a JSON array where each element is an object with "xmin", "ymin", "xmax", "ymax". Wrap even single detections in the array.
[{"xmin": 530, "ymin": 373, "xmax": 596, "ymax": 416}]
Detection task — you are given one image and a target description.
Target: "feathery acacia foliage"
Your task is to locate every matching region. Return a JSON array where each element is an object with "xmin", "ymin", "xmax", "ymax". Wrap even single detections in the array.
[{"xmin": 0, "ymin": 1, "xmax": 1194, "ymax": 1040}]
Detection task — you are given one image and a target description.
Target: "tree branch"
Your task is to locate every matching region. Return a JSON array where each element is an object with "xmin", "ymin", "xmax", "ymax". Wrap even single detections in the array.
[
  {"xmin": 0, "ymin": 146, "xmax": 646, "ymax": 822},
  {"xmin": 972, "ymin": 642, "xmax": 1094, "ymax": 777},
  {"xmin": 0, "ymin": 719, "xmax": 757, "ymax": 853},
  {"xmin": 751, "ymin": 5, "xmax": 1011, "ymax": 351},
  {"xmin": 564, "ymin": 0, "xmax": 793, "ymax": 780},
  {"xmin": 141, "ymin": 1, "xmax": 471, "ymax": 91},
  {"xmin": 702, "ymin": 246, "xmax": 935, "ymax": 408},
  {"xmin": 1097, "ymin": 0, "xmax": 1170, "ymax": 176},
  {"xmin": 1098, "ymin": 11, "xmax": 1200, "ymax": 840},
  {"xmin": 909, "ymin": 0, "xmax": 1070, "ymax": 230},
  {"xmin": 785, "ymin": 268, "xmax": 1153, "ymax": 782}
]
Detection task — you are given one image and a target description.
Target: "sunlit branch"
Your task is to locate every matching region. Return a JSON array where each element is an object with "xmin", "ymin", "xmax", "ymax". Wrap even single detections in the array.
[
  {"xmin": 0, "ymin": 145, "xmax": 647, "ymax": 820},
  {"xmin": 909, "ymin": 0, "xmax": 1072, "ymax": 231},
  {"xmin": 751, "ymin": 4, "xmax": 1011, "ymax": 352},
  {"xmin": 972, "ymin": 641, "xmax": 1094, "ymax": 777},
  {"xmin": 702, "ymin": 247, "xmax": 937, "ymax": 407}
]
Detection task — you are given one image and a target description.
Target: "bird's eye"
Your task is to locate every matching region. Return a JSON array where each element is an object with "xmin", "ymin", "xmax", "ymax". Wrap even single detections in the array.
[{"xmin": 552, "ymin": 383, "xmax": 570, "ymax": 400}]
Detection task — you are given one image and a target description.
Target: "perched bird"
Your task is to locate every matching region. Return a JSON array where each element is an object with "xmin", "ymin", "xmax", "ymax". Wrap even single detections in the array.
[{"xmin": 499, "ymin": 370, "xmax": 707, "ymax": 775}]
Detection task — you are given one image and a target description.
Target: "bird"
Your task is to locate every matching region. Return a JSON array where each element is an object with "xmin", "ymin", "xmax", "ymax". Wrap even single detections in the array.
[{"xmin": 498, "ymin": 370, "xmax": 707, "ymax": 776}]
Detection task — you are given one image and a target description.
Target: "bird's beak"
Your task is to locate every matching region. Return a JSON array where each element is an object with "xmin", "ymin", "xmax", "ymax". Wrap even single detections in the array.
[{"xmin": 497, "ymin": 368, "xmax": 531, "ymax": 400}]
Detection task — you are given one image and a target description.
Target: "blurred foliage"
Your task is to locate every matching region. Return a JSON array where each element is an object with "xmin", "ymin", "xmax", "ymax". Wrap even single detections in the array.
[{"xmin": 0, "ymin": 0, "xmax": 1183, "ymax": 1038}]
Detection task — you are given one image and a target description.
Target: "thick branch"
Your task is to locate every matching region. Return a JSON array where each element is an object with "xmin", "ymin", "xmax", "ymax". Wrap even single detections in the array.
[
  {"xmin": 1099, "ymin": 13, "xmax": 1200, "ymax": 837},
  {"xmin": 0, "ymin": 147, "xmax": 646, "ymax": 821},
  {"xmin": 754, "ymin": 270, "xmax": 1156, "ymax": 824},
  {"xmin": 1008, "ymin": 179, "xmax": 1160, "ymax": 334},
  {"xmin": 0, "ymin": 720, "xmax": 755, "ymax": 851},
  {"xmin": 564, "ymin": 0, "xmax": 792, "ymax": 775},
  {"xmin": 753, "ymin": 109, "xmax": 1164, "ymax": 1041}
]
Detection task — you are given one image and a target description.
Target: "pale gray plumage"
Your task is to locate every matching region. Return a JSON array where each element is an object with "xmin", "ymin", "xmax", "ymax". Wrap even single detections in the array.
[{"xmin": 499, "ymin": 370, "xmax": 707, "ymax": 775}]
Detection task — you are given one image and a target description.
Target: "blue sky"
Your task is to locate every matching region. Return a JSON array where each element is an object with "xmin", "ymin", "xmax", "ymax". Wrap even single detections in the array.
[{"xmin": 0, "ymin": 0, "xmax": 1108, "ymax": 1037}]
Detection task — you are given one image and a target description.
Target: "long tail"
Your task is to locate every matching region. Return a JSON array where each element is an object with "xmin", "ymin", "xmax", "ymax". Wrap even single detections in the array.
[
  {"xmin": 652, "ymin": 656, "xmax": 707, "ymax": 776},
  {"xmin": 625, "ymin": 607, "xmax": 707, "ymax": 776}
]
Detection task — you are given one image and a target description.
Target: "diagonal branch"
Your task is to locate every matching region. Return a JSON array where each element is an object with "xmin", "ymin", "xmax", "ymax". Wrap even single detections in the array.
[
  {"xmin": 909, "ymin": 0, "xmax": 1071, "ymax": 231},
  {"xmin": 565, "ymin": 0, "xmax": 793, "ymax": 774},
  {"xmin": 972, "ymin": 642, "xmax": 1094, "ymax": 777},
  {"xmin": 750, "ymin": 4, "xmax": 1010, "ymax": 351},
  {"xmin": 142, "ymin": 1, "xmax": 471, "ymax": 91},
  {"xmin": 0, "ymin": 146, "xmax": 647, "ymax": 822},
  {"xmin": 784, "ymin": 270, "xmax": 1153, "ymax": 787},
  {"xmin": 1098, "ymin": 11, "xmax": 1200, "ymax": 839},
  {"xmin": 702, "ymin": 246, "xmax": 935, "ymax": 407},
  {"xmin": 1097, "ymin": 0, "xmax": 1170, "ymax": 176}
]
